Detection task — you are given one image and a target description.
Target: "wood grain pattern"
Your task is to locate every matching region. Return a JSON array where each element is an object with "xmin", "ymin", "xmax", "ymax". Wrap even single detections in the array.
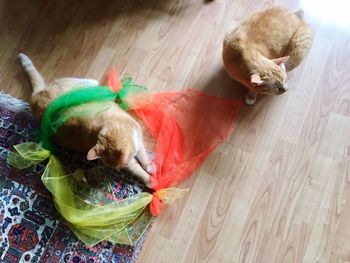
[{"xmin": 1, "ymin": 0, "xmax": 350, "ymax": 262}]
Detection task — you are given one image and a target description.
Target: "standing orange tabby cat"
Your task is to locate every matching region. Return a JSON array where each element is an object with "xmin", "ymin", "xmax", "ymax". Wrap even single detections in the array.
[{"xmin": 222, "ymin": 7, "xmax": 312, "ymax": 105}]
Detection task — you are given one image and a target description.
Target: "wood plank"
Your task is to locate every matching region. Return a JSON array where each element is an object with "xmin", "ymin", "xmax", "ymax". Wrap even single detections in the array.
[{"xmin": 1, "ymin": 0, "xmax": 350, "ymax": 262}]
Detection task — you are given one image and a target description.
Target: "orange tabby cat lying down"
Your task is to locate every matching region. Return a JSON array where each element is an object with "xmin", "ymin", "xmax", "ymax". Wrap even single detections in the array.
[
  {"xmin": 222, "ymin": 7, "xmax": 312, "ymax": 105},
  {"xmin": 18, "ymin": 53, "xmax": 153, "ymax": 188}
]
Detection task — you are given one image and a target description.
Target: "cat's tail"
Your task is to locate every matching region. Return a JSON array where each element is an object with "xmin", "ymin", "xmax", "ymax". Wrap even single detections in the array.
[
  {"xmin": 285, "ymin": 23, "xmax": 313, "ymax": 71},
  {"xmin": 18, "ymin": 53, "xmax": 45, "ymax": 95}
]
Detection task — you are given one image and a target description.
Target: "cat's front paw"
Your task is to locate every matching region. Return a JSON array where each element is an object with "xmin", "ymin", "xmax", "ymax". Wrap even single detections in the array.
[
  {"xmin": 245, "ymin": 91, "xmax": 257, "ymax": 105},
  {"xmin": 145, "ymin": 180, "xmax": 153, "ymax": 189},
  {"xmin": 141, "ymin": 173, "xmax": 153, "ymax": 189},
  {"xmin": 146, "ymin": 162, "xmax": 156, "ymax": 175}
]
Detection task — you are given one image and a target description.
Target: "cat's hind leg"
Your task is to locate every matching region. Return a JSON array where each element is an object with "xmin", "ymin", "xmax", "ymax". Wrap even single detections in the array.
[{"xmin": 285, "ymin": 23, "xmax": 312, "ymax": 71}]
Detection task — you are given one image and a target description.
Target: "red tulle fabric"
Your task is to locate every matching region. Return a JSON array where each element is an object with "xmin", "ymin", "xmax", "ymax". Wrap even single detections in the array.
[
  {"xmin": 107, "ymin": 68, "xmax": 123, "ymax": 93},
  {"xmin": 107, "ymin": 69, "xmax": 243, "ymax": 216},
  {"xmin": 150, "ymin": 193, "xmax": 164, "ymax": 216}
]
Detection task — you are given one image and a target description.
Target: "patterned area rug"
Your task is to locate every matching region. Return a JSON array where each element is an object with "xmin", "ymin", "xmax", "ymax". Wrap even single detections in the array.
[{"xmin": 0, "ymin": 93, "xmax": 149, "ymax": 263}]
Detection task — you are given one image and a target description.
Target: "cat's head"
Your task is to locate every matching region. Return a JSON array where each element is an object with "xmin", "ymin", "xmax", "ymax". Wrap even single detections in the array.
[
  {"xmin": 250, "ymin": 56, "xmax": 289, "ymax": 95},
  {"xmin": 85, "ymin": 124, "xmax": 136, "ymax": 169}
]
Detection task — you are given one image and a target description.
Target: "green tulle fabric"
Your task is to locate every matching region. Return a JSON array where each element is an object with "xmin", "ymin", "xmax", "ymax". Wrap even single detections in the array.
[
  {"xmin": 40, "ymin": 78, "xmax": 147, "ymax": 151},
  {"xmin": 7, "ymin": 79, "xmax": 152, "ymax": 246},
  {"xmin": 8, "ymin": 142, "xmax": 153, "ymax": 246}
]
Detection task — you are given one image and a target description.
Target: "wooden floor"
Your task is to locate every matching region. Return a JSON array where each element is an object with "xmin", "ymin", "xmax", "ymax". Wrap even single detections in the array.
[{"xmin": 1, "ymin": 0, "xmax": 350, "ymax": 262}]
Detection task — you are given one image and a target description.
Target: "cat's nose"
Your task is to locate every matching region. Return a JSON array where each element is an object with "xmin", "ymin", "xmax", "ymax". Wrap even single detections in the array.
[{"xmin": 277, "ymin": 87, "xmax": 287, "ymax": 94}]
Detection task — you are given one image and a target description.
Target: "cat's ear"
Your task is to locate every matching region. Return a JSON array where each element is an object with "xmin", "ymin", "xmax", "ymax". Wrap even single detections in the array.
[
  {"xmin": 273, "ymin": 56, "xmax": 290, "ymax": 65},
  {"xmin": 87, "ymin": 146, "xmax": 100, "ymax": 160},
  {"xmin": 250, "ymin": 74, "xmax": 264, "ymax": 86}
]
